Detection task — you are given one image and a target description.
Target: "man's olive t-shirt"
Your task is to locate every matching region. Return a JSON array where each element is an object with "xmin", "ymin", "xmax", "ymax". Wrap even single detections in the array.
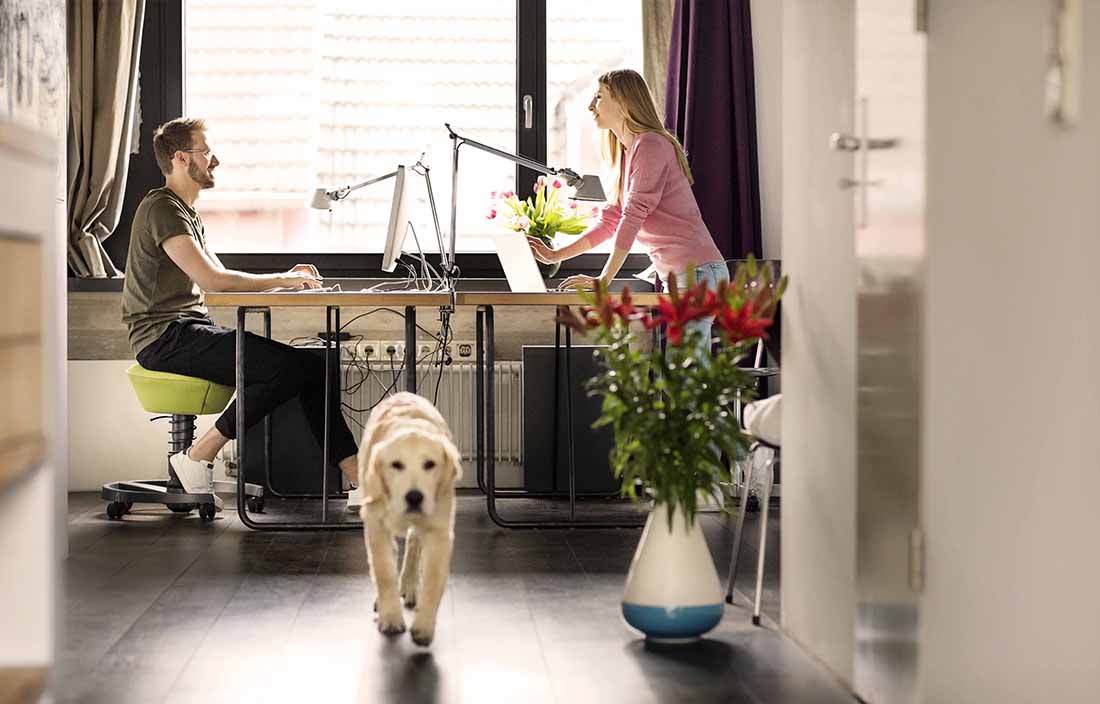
[{"xmin": 121, "ymin": 187, "xmax": 211, "ymax": 355}]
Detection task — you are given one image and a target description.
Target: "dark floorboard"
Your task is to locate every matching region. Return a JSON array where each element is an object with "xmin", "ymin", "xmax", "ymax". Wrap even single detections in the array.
[{"xmin": 60, "ymin": 491, "xmax": 849, "ymax": 704}]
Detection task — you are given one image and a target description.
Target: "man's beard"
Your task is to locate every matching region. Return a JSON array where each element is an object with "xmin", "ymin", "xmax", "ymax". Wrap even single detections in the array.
[{"xmin": 188, "ymin": 159, "xmax": 215, "ymax": 189}]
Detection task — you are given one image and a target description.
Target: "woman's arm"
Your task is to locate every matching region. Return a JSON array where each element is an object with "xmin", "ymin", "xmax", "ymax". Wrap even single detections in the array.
[
  {"xmin": 597, "ymin": 246, "xmax": 630, "ymax": 285},
  {"xmin": 528, "ymin": 234, "xmax": 594, "ymax": 263},
  {"xmin": 529, "ymin": 202, "xmax": 623, "ymax": 263}
]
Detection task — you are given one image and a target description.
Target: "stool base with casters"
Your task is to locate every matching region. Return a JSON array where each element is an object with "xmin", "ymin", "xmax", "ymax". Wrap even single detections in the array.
[
  {"xmin": 103, "ymin": 365, "xmax": 265, "ymax": 522},
  {"xmin": 100, "ymin": 477, "xmax": 265, "ymax": 521}
]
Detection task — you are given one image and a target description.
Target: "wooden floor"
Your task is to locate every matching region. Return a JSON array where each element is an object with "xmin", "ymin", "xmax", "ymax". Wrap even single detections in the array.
[{"xmin": 59, "ymin": 491, "xmax": 853, "ymax": 704}]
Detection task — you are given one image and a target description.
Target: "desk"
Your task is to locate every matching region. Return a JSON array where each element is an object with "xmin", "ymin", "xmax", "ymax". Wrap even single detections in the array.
[{"xmin": 207, "ymin": 287, "xmax": 661, "ymax": 530}]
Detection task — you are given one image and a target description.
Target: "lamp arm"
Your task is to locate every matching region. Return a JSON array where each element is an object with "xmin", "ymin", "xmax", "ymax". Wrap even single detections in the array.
[
  {"xmin": 329, "ymin": 170, "xmax": 398, "ymax": 200},
  {"xmin": 411, "ymin": 159, "xmax": 452, "ymax": 278},
  {"xmin": 444, "ymin": 123, "xmax": 580, "ymax": 185}
]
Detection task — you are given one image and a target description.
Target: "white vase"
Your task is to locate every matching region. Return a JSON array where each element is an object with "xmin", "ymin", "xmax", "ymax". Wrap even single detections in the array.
[{"xmin": 621, "ymin": 502, "xmax": 725, "ymax": 642}]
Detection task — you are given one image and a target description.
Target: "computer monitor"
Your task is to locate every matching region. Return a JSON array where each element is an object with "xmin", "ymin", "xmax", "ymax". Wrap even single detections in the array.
[{"xmin": 381, "ymin": 165, "xmax": 409, "ymax": 273}]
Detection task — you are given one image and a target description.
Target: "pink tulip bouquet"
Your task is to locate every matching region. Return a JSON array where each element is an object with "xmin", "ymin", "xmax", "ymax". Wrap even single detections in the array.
[{"xmin": 486, "ymin": 175, "xmax": 598, "ymax": 275}]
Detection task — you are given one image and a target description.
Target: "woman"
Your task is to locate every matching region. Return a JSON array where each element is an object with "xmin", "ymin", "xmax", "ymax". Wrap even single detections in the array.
[{"xmin": 528, "ymin": 68, "xmax": 728, "ymax": 343}]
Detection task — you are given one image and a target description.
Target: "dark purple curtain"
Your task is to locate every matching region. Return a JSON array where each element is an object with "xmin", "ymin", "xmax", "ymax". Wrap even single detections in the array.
[{"xmin": 665, "ymin": 0, "xmax": 762, "ymax": 260}]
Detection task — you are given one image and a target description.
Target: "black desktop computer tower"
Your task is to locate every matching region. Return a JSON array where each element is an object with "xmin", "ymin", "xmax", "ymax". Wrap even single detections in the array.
[
  {"xmin": 522, "ymin": 345, "xmax": 618, "ymax": 494},
  {"xmin": 242, "ymin": 345, "xmax": 346, "ymax": 496}
]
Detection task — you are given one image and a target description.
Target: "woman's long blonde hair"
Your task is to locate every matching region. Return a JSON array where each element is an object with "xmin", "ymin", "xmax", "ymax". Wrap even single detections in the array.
[{"xmin": 597, "ymin": 69, "xmax": 692, "ymax": 203}]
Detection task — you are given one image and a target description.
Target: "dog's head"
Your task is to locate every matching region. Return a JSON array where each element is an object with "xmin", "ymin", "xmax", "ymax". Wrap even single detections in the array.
[{"xmin": 364, "ymin": 426, "xmax": 462, "ymax": 521}]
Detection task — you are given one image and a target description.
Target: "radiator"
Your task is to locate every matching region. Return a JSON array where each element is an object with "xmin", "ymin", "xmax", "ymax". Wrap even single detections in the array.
[{"xmin": 341, "ymin": 361, "xmax": 524, "ymax": 463}]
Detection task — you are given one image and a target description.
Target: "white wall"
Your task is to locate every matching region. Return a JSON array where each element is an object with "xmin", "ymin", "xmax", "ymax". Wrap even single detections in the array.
[
  {"xmin": 0, "ymin": 470, "xmax": 56, "ymax": 664},
  {"xmin": 750, "ymin": 0, "xmax": 783, "ymax": 260},
  {"xmin": 921, "ymin": 1, "xmax": 1100, "ymax": 701},
  {"xmin": 68, "ymin": 361, "xmax": 227, "ymax": 491}
]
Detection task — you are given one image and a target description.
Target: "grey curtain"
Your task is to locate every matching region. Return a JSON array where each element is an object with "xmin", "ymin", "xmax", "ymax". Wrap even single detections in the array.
[
  {"xmin": 642, "ymin": 0, "xmax": 676, "ymax": 111},
  {"xmin": 67, "ymin": 0, "xmax": 145, "ymax": 278}
]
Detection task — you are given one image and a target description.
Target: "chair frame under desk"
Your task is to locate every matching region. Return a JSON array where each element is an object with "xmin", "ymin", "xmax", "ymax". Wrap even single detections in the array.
[{"xmin": 207, "ymin": 289, "xmax": 662, "ymax": 530}]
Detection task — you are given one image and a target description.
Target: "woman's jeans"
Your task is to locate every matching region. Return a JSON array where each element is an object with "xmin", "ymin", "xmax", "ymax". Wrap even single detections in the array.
[{"xmin": 681, "ymin": 260, "xmax": 730, "ymax": 349}]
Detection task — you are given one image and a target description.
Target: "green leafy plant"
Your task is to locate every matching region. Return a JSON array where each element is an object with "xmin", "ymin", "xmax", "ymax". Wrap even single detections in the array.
[{"xmin": 558, "ymin": 258, "xmax": 787, "ymax": 529}]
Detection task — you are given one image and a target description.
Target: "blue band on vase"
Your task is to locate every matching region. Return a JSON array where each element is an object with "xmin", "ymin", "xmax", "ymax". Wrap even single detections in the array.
[{"xmin": 621, "ymin": 602, "xmax": 724, "ymax": 639}]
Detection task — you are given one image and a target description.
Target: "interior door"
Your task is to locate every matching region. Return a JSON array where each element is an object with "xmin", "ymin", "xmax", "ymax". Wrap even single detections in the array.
[
  {"xmin": 780, "ymin": 1, "xmax": 925, "ymax": 699},
  {"xmin": 852, "ymin": 2, "xmax": 926, "ymax": 703},
  {"xmin": 779, "ymin": 0, "xmax": 860, "ymax": 686}
]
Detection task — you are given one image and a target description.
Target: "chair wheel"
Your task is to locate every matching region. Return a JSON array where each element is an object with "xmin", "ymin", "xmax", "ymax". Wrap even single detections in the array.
[
  {"xmin": 247, "ymin": 496, "xmax": 265, "ymax": 513},
  {"xmin": 168, "ymin": 504, "xmax": 196, "ymax": 514},
  {"xmin": 198, "ymin": 503, "xmax": 217, "ymax": 521},
  {"xmin": 122, "ymin": 500, "xmax": 134, "ymax": 514},
  {"xmin": 106, "ymin": 502, "xmax": 126, "ymax": 520}
]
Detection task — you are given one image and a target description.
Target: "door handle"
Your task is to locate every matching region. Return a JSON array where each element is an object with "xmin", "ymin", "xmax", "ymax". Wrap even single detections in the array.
[
  {"xmin": 839, "ymin": 177, "xmax": 883, "ymax": 189},
  {"xmin": 835, "ymin": 99, "xmax": 899, "ymax": 228},
  {"xmin": 523, "ymin": 94, "xmax": 533, "ymax": 129},
  {"xmin": 829, "ymin": 133, "xmax": 900, "ymax": 151}
]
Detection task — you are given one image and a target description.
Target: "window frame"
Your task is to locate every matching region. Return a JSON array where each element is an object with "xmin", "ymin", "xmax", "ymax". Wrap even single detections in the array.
[{"xmin": 111, "ymin": 0, "xmax": 651, "ymax": 279}]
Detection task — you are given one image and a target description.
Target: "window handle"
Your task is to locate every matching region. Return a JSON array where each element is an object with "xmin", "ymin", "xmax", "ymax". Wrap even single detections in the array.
[{"xmin": 523, "ymin": 94, "xmax": 533, "ymax": 129}]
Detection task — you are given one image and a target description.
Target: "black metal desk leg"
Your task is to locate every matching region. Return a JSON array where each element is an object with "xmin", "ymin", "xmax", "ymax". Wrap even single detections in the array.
[
  {"xmin": 475, "ymin": 308, "xmax": 486, "ymax": 494},
  {"xmin": 484, "ymin": 306, "xmax": 499, "ymax": 519},
  {"xmin": 566, "ymin": 325, "xmax": 576, "ymax": 521},
  {"xmin": 236, "ymin": 306, "xmax": 249, "ymax": 523},
  {"xmin": 551, "ymin": 321, "xmax": 561, "ymax": 492},
  {"xmin": 405, "ymin": 306, "xmax": 417, "ymax": 393},
  {"xmin": 322, "ymin": 306, "xmax": 333, "ymax": 523},
  {"xmin": 263, "ymin": 310, "xmax": 272, "ymax": 497}
]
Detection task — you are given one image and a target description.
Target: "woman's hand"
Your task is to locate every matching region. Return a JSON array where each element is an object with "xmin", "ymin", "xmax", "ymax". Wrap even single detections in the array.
[
  {"xmin": 527, "ymin": 237, "xmax": 562, "ymax": 264},
  {"xmin": 559, "ymin": 274, "xmax": 601, "ymax": 291}
]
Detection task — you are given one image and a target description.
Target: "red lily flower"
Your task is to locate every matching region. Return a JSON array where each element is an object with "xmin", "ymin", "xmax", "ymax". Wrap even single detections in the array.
[
  {"xmin": 648, "ymin": 279, "xmax": 720, "ymax": 346},
  {"xmin": 715, "ymin": 299, "xmax": 773, "ymax": 344}
]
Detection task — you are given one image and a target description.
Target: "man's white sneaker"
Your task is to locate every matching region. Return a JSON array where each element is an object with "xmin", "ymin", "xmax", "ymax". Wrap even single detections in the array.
[
  {"xmin": 169, "ymin": 449, "xmax": 223, "ymax": 511},
  {"xmin": 346, "ymin": 485, "xmax": 365, "ymax": 513}
]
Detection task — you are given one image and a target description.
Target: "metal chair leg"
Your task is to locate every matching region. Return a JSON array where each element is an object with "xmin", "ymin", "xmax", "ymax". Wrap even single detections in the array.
[
  {"xmin": 725, "ymin": 446, "xmax": 758, "ymax": 604},
  {"xmin": 752, "ymin": 451, "xmax": 775, "ymax": 626}
]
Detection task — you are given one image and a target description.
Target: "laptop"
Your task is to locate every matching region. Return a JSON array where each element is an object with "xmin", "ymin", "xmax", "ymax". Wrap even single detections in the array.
[{"xmin": 492, "ymin": 233, "xmax": 549, "ymax": 293}]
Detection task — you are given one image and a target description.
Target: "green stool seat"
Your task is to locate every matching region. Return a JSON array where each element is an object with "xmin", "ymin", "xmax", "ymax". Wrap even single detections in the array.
[{"xmin": 126, "ymin": 363, "xmax": 234, "ymax": 415}]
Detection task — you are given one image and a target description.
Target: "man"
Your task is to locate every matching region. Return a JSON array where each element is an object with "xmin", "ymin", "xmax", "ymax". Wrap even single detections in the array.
[{"xmin": 122, "ymin": 117, "xmax": 362, "ymax": 510}]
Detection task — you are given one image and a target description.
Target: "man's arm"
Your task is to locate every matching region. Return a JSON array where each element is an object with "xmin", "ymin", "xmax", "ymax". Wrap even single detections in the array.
[{"xmin": 162, "ymin": 235, "xmax": 320, "ymax": 292}]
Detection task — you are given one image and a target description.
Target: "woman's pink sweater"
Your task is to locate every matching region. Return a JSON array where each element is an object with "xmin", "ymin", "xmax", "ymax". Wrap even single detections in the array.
[{"xmin": 580, "ymin": 132, "xmax": 723, "ymax": 278}]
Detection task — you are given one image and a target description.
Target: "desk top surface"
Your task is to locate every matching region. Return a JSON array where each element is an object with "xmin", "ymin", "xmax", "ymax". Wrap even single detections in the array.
[{"xmin": 205, "ymin": 288, "xmax": 664, "ymax": 307}]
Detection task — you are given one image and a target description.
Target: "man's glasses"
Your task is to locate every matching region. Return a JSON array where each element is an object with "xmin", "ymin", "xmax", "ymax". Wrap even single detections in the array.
[{"xmin": 183, "ymin": 148, "xmax": 214, "ymax": 158}]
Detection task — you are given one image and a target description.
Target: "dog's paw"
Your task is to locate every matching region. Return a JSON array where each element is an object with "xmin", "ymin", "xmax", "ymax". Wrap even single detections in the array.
[
  {"xmin": 401, "ymin": 591, "xmax": 417, "ymax": 609},
  {"xmin": 377, "ymin": 608, "xmax": 406, "ymax": 636},
  {"xmin": 409, "ymin": 616, "xmax": 435, "ymax": 647},
  {"xmin": 409, "ymin": 625, "xmax": 434, "ymax": 647}
]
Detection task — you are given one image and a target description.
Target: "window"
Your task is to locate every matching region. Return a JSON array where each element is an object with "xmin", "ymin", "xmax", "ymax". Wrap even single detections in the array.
[
  {"xmin": 546, "ymin": 2, "xmax": 643, "ymax": 207},
  {"xmin": 185, "ymin": 1, "xmax": 643, "ymax": 255}
]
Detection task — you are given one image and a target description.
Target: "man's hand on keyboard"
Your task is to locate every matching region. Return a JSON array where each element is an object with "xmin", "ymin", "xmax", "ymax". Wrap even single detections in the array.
[
  {"xmin": 276, "ymin": 269, "xmax": 322, "ymax": 290},
  {"xmin": 290, "ymin": 263, "xmax": 321, "ymax": 280}
]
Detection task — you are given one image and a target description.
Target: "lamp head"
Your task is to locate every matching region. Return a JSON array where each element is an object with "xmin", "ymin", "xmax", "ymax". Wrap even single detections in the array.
[
  {"xmin": 570, "ymin": 174, "xmax": 606, "ymax": 202},
  {"xmin": 309, "ymin": 188, "xmax": 336, "ymax": 210}
]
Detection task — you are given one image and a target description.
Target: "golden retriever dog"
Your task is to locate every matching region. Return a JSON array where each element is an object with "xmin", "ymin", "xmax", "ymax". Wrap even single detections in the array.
[{"xmin": 358, "ymin": 392, "xmax": 461, "ymax": 646}]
